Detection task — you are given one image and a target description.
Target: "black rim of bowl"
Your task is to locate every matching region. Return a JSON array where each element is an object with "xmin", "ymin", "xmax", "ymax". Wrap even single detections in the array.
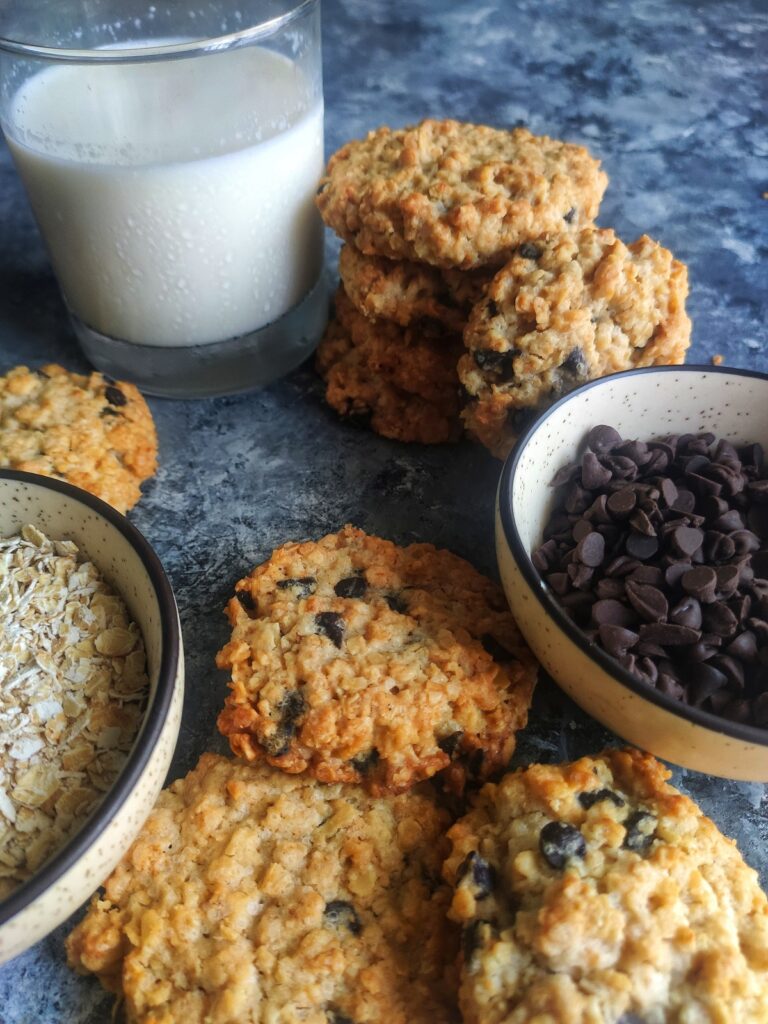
[
  {"xmin": 499, "ymin": 363, "xmax": 768, "ymax": 750},
  {"xmin": 0, "ymin": 469, "xmax": 180, "ymax": 928}
]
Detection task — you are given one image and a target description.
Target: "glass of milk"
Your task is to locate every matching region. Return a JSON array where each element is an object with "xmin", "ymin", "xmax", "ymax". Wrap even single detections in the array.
[{"xmin": 0, "ymin": 0, "xmax": 325, "ymax": 396}]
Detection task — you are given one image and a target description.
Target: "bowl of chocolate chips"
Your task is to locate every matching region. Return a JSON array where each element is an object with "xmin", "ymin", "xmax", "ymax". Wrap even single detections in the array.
[{"xmin": 496, "ymin": 365, "xmax": 768, "ymax": 781}]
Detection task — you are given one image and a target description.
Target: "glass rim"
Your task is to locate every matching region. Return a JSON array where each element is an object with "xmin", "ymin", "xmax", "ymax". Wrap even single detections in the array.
[{"xmin": 0, "ymin": 0, "xmax": 316, "ymax": 63}]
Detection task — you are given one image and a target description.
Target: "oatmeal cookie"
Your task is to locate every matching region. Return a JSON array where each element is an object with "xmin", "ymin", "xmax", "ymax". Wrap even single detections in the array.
[
  {"xmin": 67, "ymin": 753, "xmax": 459, "ymax": 1024},
  {"xmin": 316, "ymin": 119, "xmax": 608, "ymax": 269},
  {"xmin": 444, "ymin": 748, "xmax": 768, "ymax": 1024},
  {"xmin": 339, "ymin": 243, "xmax": 492, "ymax": 332},
  {"xmin": 0, "ymin": 364, "xmax": 157, "ymax": 513},
  {"xmin": 316, "ymin": 287, "xmax": 463, "ymax": 444},
  {"xmin": 216, "ymin": 525, "xmax": 537, "ymax": 794},
  {"xmin": 459, "ymin": 228, "xmax": 691, "ymax": 459}
]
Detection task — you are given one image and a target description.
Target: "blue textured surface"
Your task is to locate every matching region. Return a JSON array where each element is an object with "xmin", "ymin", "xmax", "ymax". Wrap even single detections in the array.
[{"xmin": 0, "ymin": 0, "xmax": 766, "ymax": 1019}]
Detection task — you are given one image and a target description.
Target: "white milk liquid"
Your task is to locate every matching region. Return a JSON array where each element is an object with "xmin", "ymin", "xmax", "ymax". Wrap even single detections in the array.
[{"xmin": 4, "ymin": 46, "xmax": 324, "ymax": 346}]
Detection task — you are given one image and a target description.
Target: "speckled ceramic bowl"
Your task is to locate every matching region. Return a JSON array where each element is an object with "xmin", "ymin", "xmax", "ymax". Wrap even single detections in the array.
[
  {"xmin": 0, "ymin": 470, "xmax": 183, "ymax": 964},
  {"xmin": 496, "ymin": 365, "xmax": 768, "ymax": 781}
]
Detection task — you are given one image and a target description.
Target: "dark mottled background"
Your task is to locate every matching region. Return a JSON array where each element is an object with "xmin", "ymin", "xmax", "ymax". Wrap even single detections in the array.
[{"xmin": 0, "ymin": 0, "xmax": 766, "ymax": 1019}]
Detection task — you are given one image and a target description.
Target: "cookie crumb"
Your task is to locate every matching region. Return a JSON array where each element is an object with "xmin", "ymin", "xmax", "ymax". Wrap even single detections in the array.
[{"xmin": 711, "ymin": 353, "xmax": 724, "ymax": 365}]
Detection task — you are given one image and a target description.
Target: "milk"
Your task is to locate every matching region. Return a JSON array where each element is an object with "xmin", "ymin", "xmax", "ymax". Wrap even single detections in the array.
[{"xmin": 3, "ymin": 46, "xmax": 324, "ymax": 347}]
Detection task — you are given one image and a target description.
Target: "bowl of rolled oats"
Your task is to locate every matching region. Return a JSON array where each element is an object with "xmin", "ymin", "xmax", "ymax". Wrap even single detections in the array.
[{"xmin": 0, "ymin": 470, "xmax": 183, "ymax": 963}]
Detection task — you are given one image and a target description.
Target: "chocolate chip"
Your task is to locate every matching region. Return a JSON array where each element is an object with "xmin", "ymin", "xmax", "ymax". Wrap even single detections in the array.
[
  {"xmin": 599, "ymin": 624, "xmax": 639, "ymax": 658},
  {"xmin": 671, "ymin": 488, "xmax": 696, "ymax": 514},
  {"xmin": 702, "ymin": 601, "xmax": 738, "ymax": 638},
  {"xmin": 625, "ymin": 532, "xmax": 659, "ymax": 560},
  {"xmin": 596, "ymin": 578, "xmax": 625, "ymax": 600},
  {"xmin": 563, "ymin": 206, "xmax": 577, "ymax": 223},
  {"xmin": 334, "ymin": 575, "xmax": 367, "ymax": 599},
  {"xmin": 324, "ymin": 900, "xmax": 361, "ymax": 935},
  {"xmin": 639, "ymin": 622, "xmax": 701, "ymax": 646},
  {"xmin": 385, "ymin": 594, "xmax": 407, "ymax": 614},
  {"xmin": 726, "ymin": 630, "xmax": 758, "ymax": 662},
  {"xmin": 603, "ymin": 455, "xmax": 639, "ymax": 481},
  {"xmin": 457, "ymin": 852, "xmax": 496, "ymax": 899},
  {"xmin": 623, "ymin": 810, "xmax": 656, "ymax": 853},
  {"xmin": 629, "ymin": 508, "xmax": 656, "ymax": 538},
  {"xmin": 587, "ymin": 424, "xmax": 622, "ymax": 454},
  {"xmin": 327, "ymin": 1011, "xmax": 354, "ymax": 1024},
  {"xmin": 532, "ymin": 537, "xmax": 558, "ymax": 572},
  {"xmin": 664, "ymin": 561, "xmax": 692, "ymax": 588},
  {"xmin": 101, "ymin": 407, "xmax": 121, "ymax": 418},
  {"xmin": 551, "ymin": 461, "xmax": 581, "ymax": 488},
  {"xmin": 585, "ymin": 493, "xmax": 612, "ymax": 524},
  {"xmin": 714, "ymin": 564, "xmax": 740, "ymax": 597},
  {"xmin": 578, "ymin": 788, "xmax": 625, "ymax": 809},
  {"xmin": 263, "ymin": 690, "xmax": 306, "ymax": 756},
  {"xmin": 581, "ymin": 451, "xmax": 612, "ymax": 490},
  {"xmin": 704, "ymin": 531, "xmax": 735, "ymax": 563},
  {"xmin": 547, "ymin": 572, "xmax": 571, "ymax": 595},
  {"xmin": 539, "ymin": 821, "xmax": 586, "ymax": 869},
  {"xmin": 731, "ymin": 530, "xmax": 761, "ymax": 556},
  {"xmin": 669, "ymin": 596, "xmax": 702, "ymax": 630},
  {"xmin": 236, "ymin": 589, "xmax": 257, "ymax": 616},
  {"xmin": 688, "ymin": 662, "xmax": 729, "ymax": 705},
  {"xmin": 629, "ymin": 566, "xmax": 663, "ymax": 587},
  {"xmin": 671, "ymin": 526, "xmax": 704, "ymax": 558},
  {"xmin": 625, "ymin": 581, "xmax": 668, "ymax": 623},
  {"xmin": 351, "ymin": 748, "xmax": 379, "ymax": 773},
  {"xmin": 681, "ymin": 567, "xmax": 717, "ymax": 603},
  {"xmin": 518, "ymin": 242, "xmax": 542, "ymax": 259},
  {"xmin": 565, "ymin": 483, "xmax": 591, "ymax": 515},
  {"xmin": 575, "ymin": 531, "xmax": 605, "ymax": 568},
  {"xmin": 474, "ymin": 348, "xmax": 514, "ymax": 372},
  {"xmin": 657, "ymin": 673, "xmax": 686, "ymax": 700},
  {"xmin": 104, "ymin": 384, "xmax": 127, "ymax": 407},
  {"xmin": 277, "ymin": 576, "xmax": 316, "ymax": 597},
  {"xmin": 659, "ymin": 478, "xmax": 678, "ymax": 508},
  {"xmin": 316, "ymin": 611, "xmax": 345, "ymax": 647},
  {"xmin": 712, "ymin": 510, "xmax": 744, "ymax": 533},
  {"xmin": 561, "ymin": 348, "xmax": 588, "ymax": 379},
  {"xmin": 592, "ymin": 599, "xmax": 637, "ymax": 628},
  {"xmin": 741, "ymin": 443, "xmax": 764, "ymax": 473},
  {"xmin": 481, "ymin": 634, "xmax": 514, "ymax": 662},
  {"xmin": 709, "ymin": 654, "xmax": 745, "ymax": 689},
  {"xmin": 437, "ymin": 731, "xmax": 463, "ymax": 757}
]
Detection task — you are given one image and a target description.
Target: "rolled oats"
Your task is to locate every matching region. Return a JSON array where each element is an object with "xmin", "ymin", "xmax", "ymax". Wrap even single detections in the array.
[{"xmin": 0, "ymin": 525, "xmax": 148, "ymax": 899}]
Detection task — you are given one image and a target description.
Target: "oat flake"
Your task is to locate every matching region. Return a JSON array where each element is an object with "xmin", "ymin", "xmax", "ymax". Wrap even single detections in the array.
[{"xmin": 0, "ymin": 525, "xmax": 147, "ymax": 897}]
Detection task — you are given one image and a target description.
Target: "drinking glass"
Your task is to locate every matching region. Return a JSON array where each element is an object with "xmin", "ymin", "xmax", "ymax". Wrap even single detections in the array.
[{"xmin": 0, "ymin": 0, "xmax": 325, "ymax": 397}]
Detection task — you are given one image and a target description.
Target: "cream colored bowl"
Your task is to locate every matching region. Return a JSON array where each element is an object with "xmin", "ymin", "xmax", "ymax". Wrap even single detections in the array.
[
  {"xmin": 496, "ymin": 365, "xmax": 768, "ymax": 781},
  {"xmin": 0, "ymin": 470, "xmax": 184, "ymax": 964}
]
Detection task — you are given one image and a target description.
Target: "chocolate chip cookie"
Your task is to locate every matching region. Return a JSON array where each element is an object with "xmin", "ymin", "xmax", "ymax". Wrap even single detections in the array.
[
  {"xmin": 316, "ymin": 287, "xmax": 463, "ymax": 445},
  {"xmin": 459, "ymin": 228, "xmax": 691, "ymax": 458},
  {"xmin": 0, "ymin": 364, "xmax": 157, "ymax": 513},
  {"xmin": 216, "ymin": 525, "xmax": 537, "ymax": 794},
  {"xmin": 339, "ymin": 243, "xmax": 492, "ymax": 332},
  {"xmin": 67, "ymin": 753, "xmax": 459, "ymax": 1024},
  {"xmin": 316, "ymin": 119, "xmax": 608, "ymax": 269},
  {"xmin": 444, "ymin": 748, "xmax": 768, "ymax": 1024}
]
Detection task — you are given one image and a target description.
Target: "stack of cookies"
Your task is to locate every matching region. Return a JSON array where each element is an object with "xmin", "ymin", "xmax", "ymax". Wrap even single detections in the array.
[{"xmin": 315, "ymin": 118, "xmax": 692, "ymax": 457}]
